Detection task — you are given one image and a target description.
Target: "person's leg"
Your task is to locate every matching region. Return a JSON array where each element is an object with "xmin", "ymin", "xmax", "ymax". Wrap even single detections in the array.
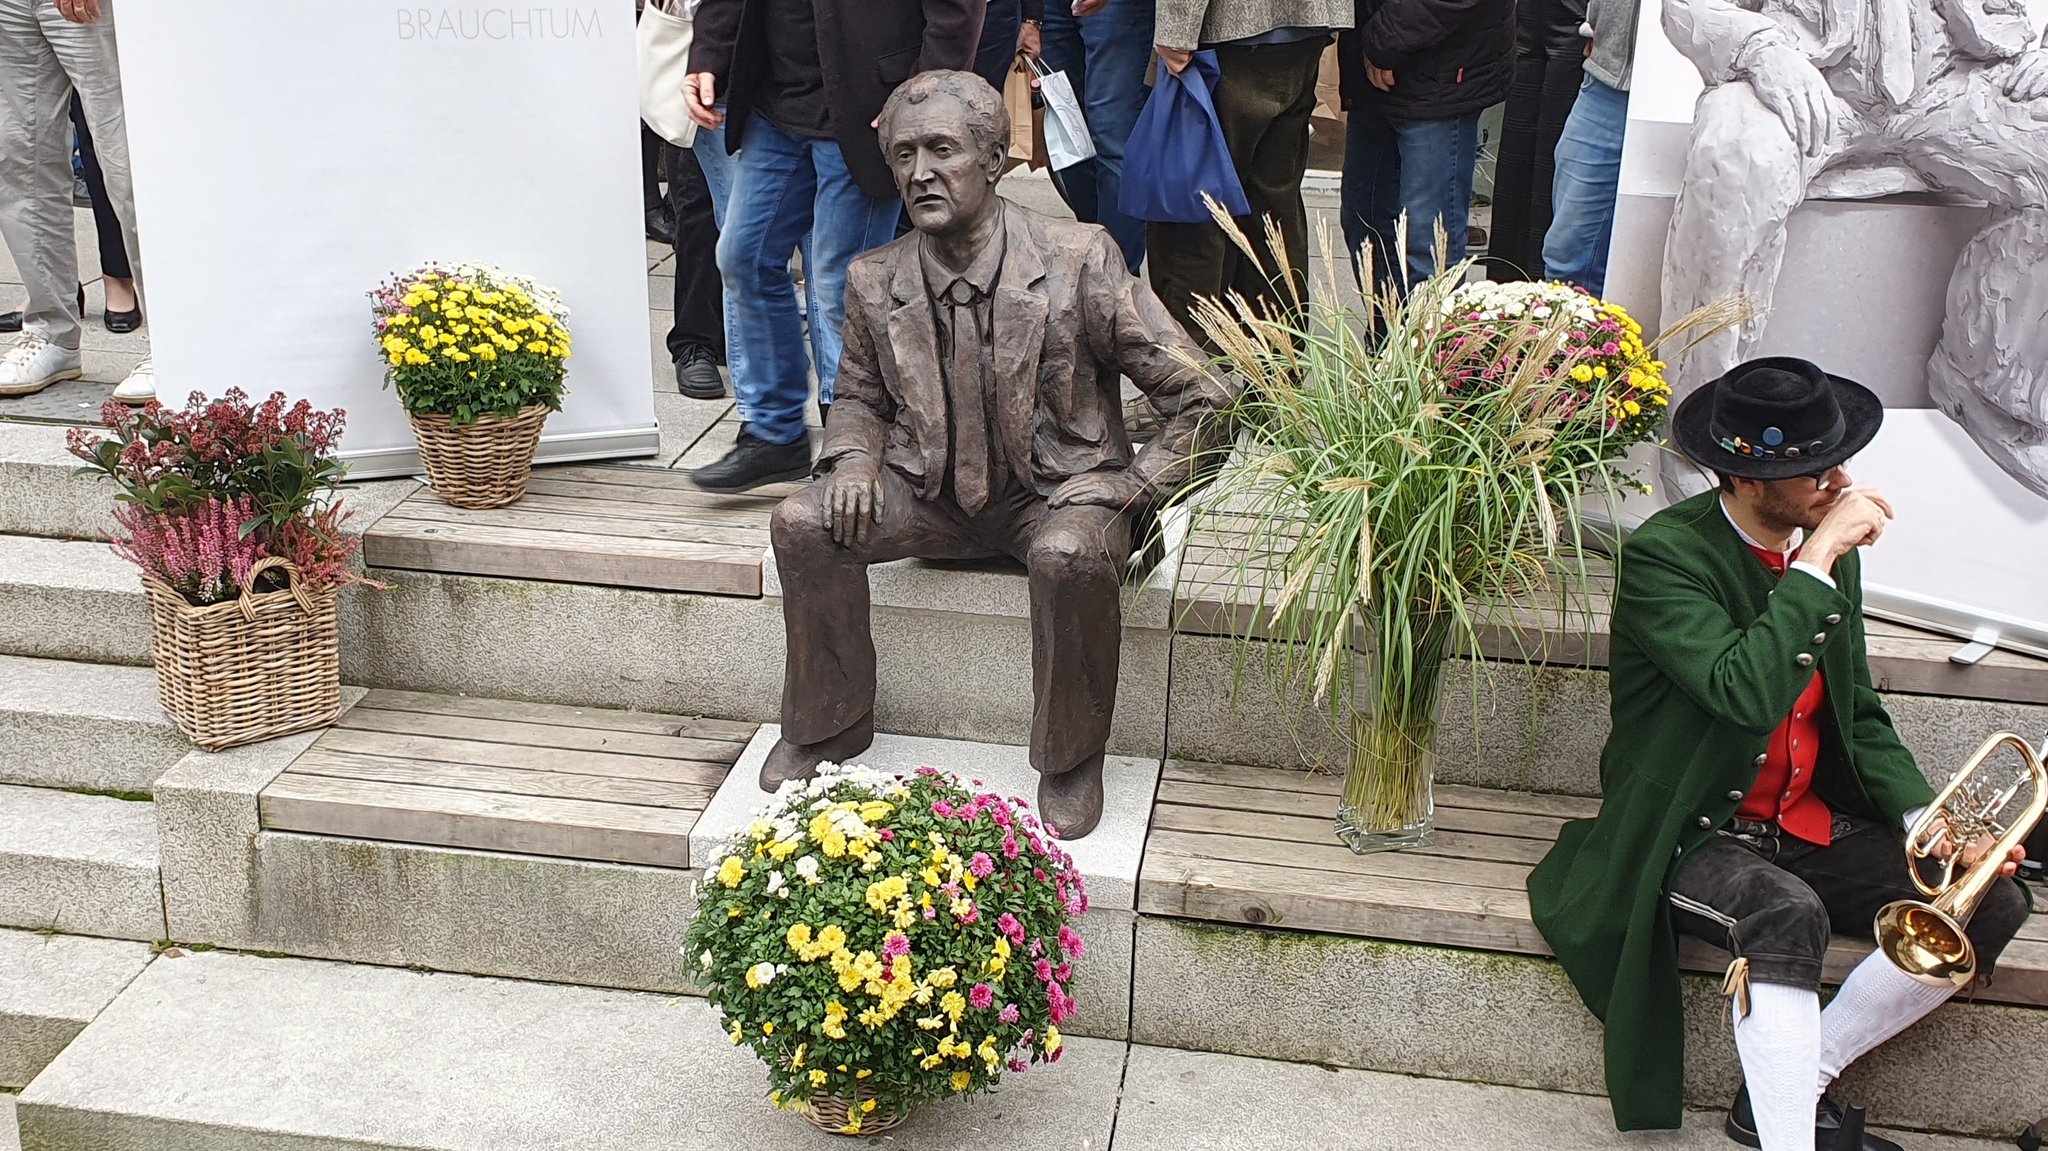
[
  {"xmin": 1486, "ymin": 0, "xmax": 1552, "ymax": 279},
  {"xmin": 666, "ymin": 139, "xmax": 726, "ymax": 396},
  {"xmin": 1785, "ymin": 816, "xmax": 2033, "ymax": 1091},
  {"xmin": 1668, "ymin": 833, "xmax": 1832, "ymax": 1151},
  {"xmin": 0, "ymin": 0, "xmax": 85, "ymax": 352},
  {"xmin": 805, "ymin": 140, "xmax": 900, "ymax": 409},
  {"xmin": 1391, "ymin": 111, "xmax": 1482, "ymax": 286},
  {"xmin": 1221, "ymin": 38, "xmax": 1324, "ymax": 312},
  {"xmin": 1340, "ymin": 104, "xmax": 1402, "ymax": 293},
  {"xmin": 1074, "ymin": 0, "xmax": 1155, "ymax": 272},
  {"xmin": 69, "ymin": 92, "xmax": 130, "ymax": 287},
  {"xmin": 1542, "ymin": 75, "xmax": 1629, "ymax": 294},
  {"xmin": 715, "ymin": 118, "xmax": 818, "ymax": 447},
  {"xmin": 1037, "ymin": 2, "xmax": 1098, "ymax": 223},
  {"xmin": 972, "ymin": 0, "xmax": 1023, "ymax": 94}
]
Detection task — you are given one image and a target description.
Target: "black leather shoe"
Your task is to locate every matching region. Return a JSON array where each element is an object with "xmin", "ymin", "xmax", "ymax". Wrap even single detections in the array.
[
  {"xmin": 1726, "ymin": 1086, "xmax": 1903, "ymax": 1151},
  {"xmin": 0, "ymin": 310, "xmax": 18, "ymax": 334},
  {"xmin": 105, "ymin": 307, "xmax": 142, "ymax": 333},
  {"xmin": 672, "ymin": 344, "xmax": 724, "ymax": 399},
  {"xmin": 646, "ymin": 204, "xmax": 676, "ymax": 245},
  {"xmin": 687, "ymin": 425, "xmax": 811, "ymax": 493}
]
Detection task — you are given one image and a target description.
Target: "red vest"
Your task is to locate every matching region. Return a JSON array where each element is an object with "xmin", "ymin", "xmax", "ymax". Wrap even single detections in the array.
[{"xmin": 1738, "ymin": 544, "xmax": 1832, "ymax": 844}]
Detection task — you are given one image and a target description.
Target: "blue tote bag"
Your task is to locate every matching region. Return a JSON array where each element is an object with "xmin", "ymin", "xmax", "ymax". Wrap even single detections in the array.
[{"xmin": 1118, "ymin": 51, "xmax": 1251, "ymax": 225}]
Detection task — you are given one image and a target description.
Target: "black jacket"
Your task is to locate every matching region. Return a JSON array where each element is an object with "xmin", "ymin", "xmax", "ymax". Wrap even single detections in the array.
[
  {"xmin": 1338, "ymin": 0, "xmax": 1514, "ymax": 120},
  {"xmin": 691, "ymin": 0, "xmax": 984, "ymax": 199}
]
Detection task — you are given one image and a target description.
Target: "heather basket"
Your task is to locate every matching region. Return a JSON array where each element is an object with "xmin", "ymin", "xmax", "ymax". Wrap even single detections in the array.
[
  {"xmin": 143, "ymin": 557, "xmax": 342, "ymax": 751},
  {"xmin": 406, "ymin": 404, "xmax": 550, "ymax": 509}
]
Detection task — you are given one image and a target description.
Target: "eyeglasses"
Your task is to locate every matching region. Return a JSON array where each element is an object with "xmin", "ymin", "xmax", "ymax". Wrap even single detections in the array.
[{"xmin": 1794, "ymin": 462, "xmax": 1852, "ymax": 491}]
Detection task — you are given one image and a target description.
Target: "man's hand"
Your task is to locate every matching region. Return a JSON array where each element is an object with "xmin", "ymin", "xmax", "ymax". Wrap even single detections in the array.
[
  {"xmin": 1049, "ymin": 470, "xmax": 1146, "ymax": 510},
  {"xmin": 1018, "ymin": 20, "xmax": 1043, "ymax": 59},
  {"xmin": 1802, "ymin": 486, "xmax": 1893, "ymax": 570},
  {"xmin": 54, "ymin": 0, "xmax": 101, "ymax": 22},
  {"xmin": 1368, "ymin": 63, "xmax": 1397, "ymax": 91},
  {"xmin": 824, "ymin": 457, "xmax": 885, "ymax": 547},
  {"xmin": 1156, "ymin": 45, "xmax": 1193, "ymax": 75},
  {"xmin": 1934, "ymin": 823, "xmax": 2026, "ymax": 878},
  {"xmin": 684, "ymin": 72, "xmax": 725, "ymax": 130},
  {"xmin": 1746, "ymin": 43, "xmax": 1843, "ymax": 158},
  {"xmin": 1072, "ymin": 0, "xmax": 1109, "ymax": 15},
  {"xmin": 2007, "ymin": 47, "xmax": 2048, "ymax": 101}
]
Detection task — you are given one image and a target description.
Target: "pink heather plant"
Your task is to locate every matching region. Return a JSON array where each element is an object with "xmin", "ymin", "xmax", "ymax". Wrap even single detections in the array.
[{"xmin": 112, "ymin": 497, "xmax": 266, "ymax": 606}]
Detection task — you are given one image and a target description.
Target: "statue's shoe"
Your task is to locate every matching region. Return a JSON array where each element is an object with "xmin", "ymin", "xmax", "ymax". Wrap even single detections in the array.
[
  {"xmin": 1036, "ymin": 754, "xmax": 1105, "ymax": 840},
  {"xmin": 758, "ymin": 711, "xmax": 875, "ymax": 791}
]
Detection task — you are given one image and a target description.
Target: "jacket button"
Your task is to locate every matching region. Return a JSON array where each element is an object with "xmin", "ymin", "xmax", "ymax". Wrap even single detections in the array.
[
  {"xmin": 1813, "ymin": 633, "xmax": 1828, "ymax": 644},
  {"xmin": 1795, "ymin": 653, "xmax": 1815, "ymax": 667},
  {"xmin": 1727, "ymin": 789, "xmax": 1745, "ymax": 801},
  {"xmin": 1675, "ymin": 845, "xmax": 1685, "ymax": 858},
  {"xmin": 1826, "ymin": 613, "xmax": 1842, "ymax": 625},
  {"xmin": 1755, "ymin": 753, "xmax": 1768, "ymax": 766},
  {"xmin": 1697, "ymin": 815, "xmax": 1713, "ymax": 828}
]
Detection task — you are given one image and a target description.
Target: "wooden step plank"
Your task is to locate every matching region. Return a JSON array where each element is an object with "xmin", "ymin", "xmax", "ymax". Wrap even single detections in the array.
[
  {"xmin": 531, "ymin": 464, "xmax": 790, "ymax": 505},
  {"xmin": 1144, "ymin": 826, "xmax": 1535, "ymax": 892},
  {"xmin": 425, "ymin": 489, "xmax": 778, "ymax": 534},
  {"xmin": 363, "ymin": 516, "xmax": 762, "ymax": 597},
  {"xmin": 313, "ymin": 727, "xmax": 734, "ymax": 785},
  {"xmin": 1158, "ymin": 778, "xmax": 1571, "ymax": 841},
  {"xmin": 1148, "ymin": 803, "xmax": 1555, "ymax": 868},
  {"xmin": 355, "ymin": 689, "xmax": 760, "ymax": 742},
  {"xmin": 259, "ymin": 773, "xmax": 695, "ymax": 868},
  {"xmin": 1159, "ymin": 763, "xmax": 1600, "ymax": 821},
  {"xmin": 380, "ymin": 504, "xmax": 771, "ymax": 551},
  {"xmin": 333, "ymin": 707, "xmax": 748, "ymax": 764},
  {"xmin": 514, "ymin": 477, "xmax": 785, "ymax": 525},
  {"xmin": 283, "ymin": 748, "xmax": 718, "ymax": 811}
]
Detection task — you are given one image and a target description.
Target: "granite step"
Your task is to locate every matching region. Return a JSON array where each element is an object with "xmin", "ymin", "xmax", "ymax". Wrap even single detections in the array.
[
  {"xmin": 0, "ymin": 657, "xmax": 185, "ymax": 794},
  {"xmin": 12, "ymin": 950, "xmax": 2014, "ymax": 1151},
  {"xmin": 0, "ymin": 423, "xmax": 116, "ymax": 543},
  {"xmin": 0, "ymin": 928, "xmax": 152, "ymax": 1089},
  {"xmin": 0, "ymin": 785, "xmax": 162, "ymax": 941},
  {"xmin": 0, "ymin": 536, "xmax": 149, "ymax": 667}
]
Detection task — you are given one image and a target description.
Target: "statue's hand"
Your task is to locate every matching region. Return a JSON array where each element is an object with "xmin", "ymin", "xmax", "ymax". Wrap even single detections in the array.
[
  {"xmin": 2006, "ymin": 48, "xmax": 2048, "ymax": 102},
  {"xmin": 1049, "ymin": 470, "xmax": 1146, "ymax": 511},
  {"xmin": 823, "ymin": 458, "xmax": 885, "ymax": 547},
  {"xmin": 1746, "ymin": 43, "xmax": 1842, "ymax": 158}
]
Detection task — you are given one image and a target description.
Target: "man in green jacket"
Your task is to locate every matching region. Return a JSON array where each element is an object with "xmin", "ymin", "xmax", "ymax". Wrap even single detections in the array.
[{"xmin": 1527, "ymin": 357, "xmax": 2030, "ymax": 1149}]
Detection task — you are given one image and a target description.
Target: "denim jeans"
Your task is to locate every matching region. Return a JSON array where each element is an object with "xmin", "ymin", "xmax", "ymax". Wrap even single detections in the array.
[
  {"xmin": 1340, "ymin": 107, "xmax": 1481, "ymax": 293},
  {"xmin": 973, "ymin": 0, "xmax": 1023, "ymax": 95},
  {"xmin": 1039, "ymin": 0, "xmax": 1153, "ymax": 273},
  {"xmin": 716, "ymin": 116, "xmax": 897, "ymax": 445},
  {"xmin": 1542, "ymin": 75, "xmax": 1629, "ymax": 296}
]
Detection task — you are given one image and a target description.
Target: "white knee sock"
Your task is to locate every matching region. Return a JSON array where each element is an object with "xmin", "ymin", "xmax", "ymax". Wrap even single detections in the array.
[
  {"xmin": 1733, "ymin": 980, "xmax": 1822, "ymax": 1151},
  {"xmin": 1817, "ymin": 951, "xmax": 1956, "ymax": 1092}
]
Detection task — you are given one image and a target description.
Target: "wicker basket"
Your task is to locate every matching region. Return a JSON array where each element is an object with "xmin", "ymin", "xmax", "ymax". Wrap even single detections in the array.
[
  {"xmin": 143, "ymin": 557, "xmax": 342, "ymax": 752},
  {"xmin": 406, "ymin": 403, "xmax": 550, "ymax": 509},
  {"xmin": 802, "ymin": 1089, "xmax": 909, "ymax": 1136}
]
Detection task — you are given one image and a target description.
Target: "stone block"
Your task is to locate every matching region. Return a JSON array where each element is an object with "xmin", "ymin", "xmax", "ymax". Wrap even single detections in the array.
[
  {"xmin": 0, "ymin": 786, "xmax": 161, "ymax": 942},
  {"xmin": 1129, "ymin": 916, "xmax": 2048, "ymax": 1137},
  {"xmin": 0, "ymin": 537, "xmax": 149, "ymax": 667},
  {"xmin": 151, "ymin": 720, "xmax": 349, "ymax": 950},
  {"xmin": 0, "ymin": 423, "xmax": 116, "ymax": 542},
  {"xmin": 1164, "ymin": 633, "xmax": 1351, "ymax": 771},
  {"xmin": 17, "ymin": 951, "xmax": 1124, "ymax": 1151},
  {"xmin": 0, "ymin": 929, "xmax": 152, "ymax": 1089},
  {"xmin": 245, "ymin": 832, "xmax": 696, "ymax": 994},
  {"xmin": 1066, "ymin": 907, "xmax": 1134, "ymax": 1042},
  {"xmin": 0, "ymin": 657, "xmax": 186, "ymax": 795}
]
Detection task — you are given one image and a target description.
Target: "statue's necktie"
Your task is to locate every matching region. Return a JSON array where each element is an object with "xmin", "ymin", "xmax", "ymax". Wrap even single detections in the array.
[
  {"xmin": 943, "ymin": 278, "xmax": 992, "ymax": 515},
  {"xmin": 1876, "ymin": 0, "xmax": 1915, "ymax": 104}
]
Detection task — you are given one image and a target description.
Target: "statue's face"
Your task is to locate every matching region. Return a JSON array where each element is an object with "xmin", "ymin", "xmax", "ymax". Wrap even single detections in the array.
[{"xmin": 885, "ymin": 93, "xmax": 1000, "ymax": 237}]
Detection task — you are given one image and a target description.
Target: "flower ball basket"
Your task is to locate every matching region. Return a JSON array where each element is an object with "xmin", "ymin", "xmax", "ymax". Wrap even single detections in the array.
[
  {"xmin": 143, "ymin": 556, "xmax": 342, "ymax": 751},
  {"xmin": 405, "ymin": 403, "xmax": 550, "ymax": 509},
  {"xmin": 685, "ymin": 764, "xmax": 1088, "ymax": 1138}
]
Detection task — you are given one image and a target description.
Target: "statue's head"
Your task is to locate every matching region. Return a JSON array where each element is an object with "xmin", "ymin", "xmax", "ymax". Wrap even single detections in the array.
[{"xmin": 878, "ymin": 70, "xmax": 1007, "ymax": 239}]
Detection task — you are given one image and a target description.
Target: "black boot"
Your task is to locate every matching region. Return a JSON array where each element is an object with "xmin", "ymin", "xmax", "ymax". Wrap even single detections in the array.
[
  {"xmin": 672, "ymin": 344, "xmax": 725, "ymax": 400},
  {"xmin": 1726, "ymin": 1086, "xmax": 1903, "ymax": 1151},
  {"xmin": 687, "ymin": 424, "xmax": 812, "ymax": 493}
]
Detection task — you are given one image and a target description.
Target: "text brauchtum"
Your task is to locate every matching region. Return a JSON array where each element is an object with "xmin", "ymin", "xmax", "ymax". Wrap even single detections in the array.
[{"xmin": 396, "ymin": 7, "xmax": 605, "ymax": 40}]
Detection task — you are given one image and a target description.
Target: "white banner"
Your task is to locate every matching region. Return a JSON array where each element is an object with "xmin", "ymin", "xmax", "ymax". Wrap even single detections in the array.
[
  {"xmin": 1606, "ymin": 0, "xmax": 2048, "ymax": 655},
  {"xmin": 114, "ymin": 0, "xmax": 658, "ymax": 477}
]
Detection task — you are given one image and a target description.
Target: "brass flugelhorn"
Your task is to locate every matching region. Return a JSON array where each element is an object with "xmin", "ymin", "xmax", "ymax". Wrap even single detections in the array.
[{"xmin": 1875, "ymin": 732, "xmax": 2046, "ymax": 988}]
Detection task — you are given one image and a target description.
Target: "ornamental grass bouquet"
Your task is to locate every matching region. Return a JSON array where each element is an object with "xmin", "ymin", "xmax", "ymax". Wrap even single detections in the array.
[
  {"xmin": 369, "ymin": 263, "xmax": 570, "ymax": 426},
  {"xmin": 685, "ymin": 764, "xmax": 1087, "ymax": 1135},
  {"xmin": 1182, "ymin": 217, "xmax": 1738, "ymax": 853},
  {"xmin": 68, "ymin": 391, "xmax": 365, "ymax": 605}
]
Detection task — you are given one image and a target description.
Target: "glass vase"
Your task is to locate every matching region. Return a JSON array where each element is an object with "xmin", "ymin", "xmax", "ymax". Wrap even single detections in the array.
[{"xmin": 1334, "ymin": 613, "xmax": 1451, "ymax": 854}]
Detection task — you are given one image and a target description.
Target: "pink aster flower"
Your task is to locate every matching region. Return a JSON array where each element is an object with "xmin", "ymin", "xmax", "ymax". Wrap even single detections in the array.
[
  {"xmin": 1002, "ymin": 834, "xmax": 1021, "ymax": 860},
  {"xmin": 878, "ymin": 828, "xmax": 895, "ymax": 841},
  {"xmin": 1008, "ymin": 1058, "xmax": 1029, "ymax": 1072},
  {"xmin": 998, "ymin": 1003, "xmax": 1020, "ymax": 1024},
  {"xmin": 931, "ymin": 800, "xmax": 955, "ymax": 817},
  {"xmin": 882, "ymin": 933, "xmax": 911, "ymax": 960},
  {"xmin": 1056, "ymin": 963, "xmax": 1071, "ymax": 983},
  {"xmin": 923, "ymin": 905, "xmax": 938, "ymax": 920},
  {"xmin": 955, "ymin": 902, "xmax": 981, "ymax": 925},
  {"xmin": 1033, "ymin": 958, "xmax": 1054, "ymax": 982},
  {"xmin": 1058, "ymin": 925, "xmax": 1084, "ymax": 958},
  {"xmin": 915, "ymin": 766, "xmax": 940, "ymax": 776},
  {"xmin": 990, "ymin": 805, "xmax": 1011, "ymax": 828},
  {"xmin": 996, "ymin": 912, "xmax": 1024, "ymax": 944},
  {"xmin": 968, "ymin": 852, "xmax": 994, "ymax": 878},
  {"xmin": 970, "ymin": 983, "xmax": 995, "ymax": 1009}
]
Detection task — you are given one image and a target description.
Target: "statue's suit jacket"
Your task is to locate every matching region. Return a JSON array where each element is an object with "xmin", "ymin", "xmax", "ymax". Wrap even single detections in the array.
[
  {"xmin": 1661, "ymin": 0, "xmax": 2034, "ymax": 93},
  {"xmin": 818, "ymin": 202, "xmax": 1239, "ymax": 510}
]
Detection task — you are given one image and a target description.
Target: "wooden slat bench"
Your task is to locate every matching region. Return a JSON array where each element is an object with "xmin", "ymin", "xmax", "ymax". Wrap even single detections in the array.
[
  {"xmin": 1138, "ymin": 760, "xmax": 2048, "ymax": 1006},
  {"xmin": 259, "ymin": 689, "xmax": 759, "ymax": 869}
]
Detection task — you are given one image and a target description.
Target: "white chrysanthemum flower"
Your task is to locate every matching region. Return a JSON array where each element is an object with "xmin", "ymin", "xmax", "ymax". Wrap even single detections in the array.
[
  {"xmin": 794, "ymin": 855, "xmax": 821, "ymax": 883},
  {"xmin": 747, "ymin": 961, "xmax": 777, "ymax": 986},
  {"xmin": 700, "ymin": 949, "xmax": 715, "ymax": 971}
]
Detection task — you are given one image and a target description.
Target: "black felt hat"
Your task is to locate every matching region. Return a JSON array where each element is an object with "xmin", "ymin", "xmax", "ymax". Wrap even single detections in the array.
[{"xmin": 1671, "ymin": 356, "xmax": 1883, "ymax": 480}]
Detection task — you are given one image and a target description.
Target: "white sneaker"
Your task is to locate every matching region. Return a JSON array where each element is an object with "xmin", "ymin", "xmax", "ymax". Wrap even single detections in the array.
[
  {"xmin": 111, "ymin": 357, "xmax": 155, "ymax": 405},
  {"xmin": 0, "ymin": 333, "xmax": 84, "ymax": 397}
]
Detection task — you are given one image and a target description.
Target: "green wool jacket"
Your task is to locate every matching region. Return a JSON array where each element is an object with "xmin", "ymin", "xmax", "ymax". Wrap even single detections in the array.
[{"xmin": 1525, "ymin": 490, "xmax": 1936, "ymax": 1130}]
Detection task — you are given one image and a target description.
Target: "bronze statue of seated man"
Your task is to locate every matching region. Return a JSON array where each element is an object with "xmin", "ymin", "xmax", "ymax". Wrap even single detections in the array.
[{"xmin": 761, "ymin": 69, "xmax": 1238, "ymax": 838}]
